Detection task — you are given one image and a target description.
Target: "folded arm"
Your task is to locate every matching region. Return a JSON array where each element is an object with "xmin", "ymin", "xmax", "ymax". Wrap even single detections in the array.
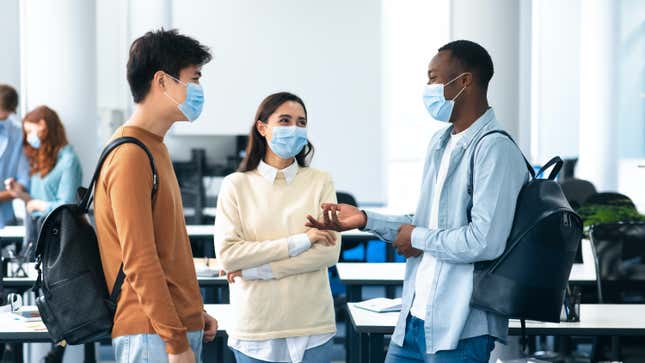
[
  {"xmin": 214, "ymin": 177, "xmax": 290, "ymax": 272},
  {"xmin": 243, "ymin": 174, "xmax": 341, "ymax": 280}
]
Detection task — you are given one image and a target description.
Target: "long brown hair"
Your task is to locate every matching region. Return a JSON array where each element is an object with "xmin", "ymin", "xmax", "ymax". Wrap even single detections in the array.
[
  {"xmin": 238, "ymin": 92, "xmax": 314, "ymax": 172},
  {"xmin": 23, "ymin": 106, "xmax": 69, "ymax": 177}
]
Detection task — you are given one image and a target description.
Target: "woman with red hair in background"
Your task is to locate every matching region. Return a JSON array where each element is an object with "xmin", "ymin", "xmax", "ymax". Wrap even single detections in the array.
[{"xmin": 6, "ymin": 105, "xmax": 82, "ymax": 248}]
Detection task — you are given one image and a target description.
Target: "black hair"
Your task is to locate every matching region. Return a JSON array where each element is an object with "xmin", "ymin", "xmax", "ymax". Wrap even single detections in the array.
[
  {"xmin": 238, "ymin": 92, "xmax": 314, "ymax": 172},
  {"xmin": 127, "ymin": 28, "xmax": 212, "ymax": 103},
  {"xmin": 438, "ymin": 40, "xmax": 494, "ymax": 90},
  {"xmin": 0, "ymin": 84, "xmax": 18, "ymax": 113}
]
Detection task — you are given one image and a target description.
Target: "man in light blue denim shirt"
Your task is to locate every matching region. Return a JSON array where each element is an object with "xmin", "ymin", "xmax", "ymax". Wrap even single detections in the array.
[
  {"xmin": 307, "ymin": 40, "xmax": 529, "ymax": 362},
  {"xmin": 0, "ymin": 84, "xmax": 30, "ymax": 229}
]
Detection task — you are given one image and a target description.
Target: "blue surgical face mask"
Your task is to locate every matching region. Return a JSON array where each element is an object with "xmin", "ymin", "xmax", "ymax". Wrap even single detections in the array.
[
  {"xmin": 422, "ymin": 72, "xmax": 468, "ymax": 122},
  {"xmin": 163, "ymin": 73, "xmax": 204, "ymax": 122},
  {"xmin": 268, "ymin": 126, "xmax": 308, "ymax": 159},
  {"xmin": 27, "ymin": 132, "xmax": 41, "ymax": 149}
]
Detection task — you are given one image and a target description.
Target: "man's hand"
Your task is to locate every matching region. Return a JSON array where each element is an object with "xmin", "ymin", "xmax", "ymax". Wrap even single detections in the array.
[
  {"xmin": 203, "ymin": 312, "xmax": 218, "ymax": 343},
  {"xmin": 305, "ymin": 203, "xmax": 367, "ymax": 232},
  {"xmin": 393, "ymin": 224, "xmax": 422, "ymax": 258},
  {"xmin": 168, "ymin": 349, "xmax": 196, "ymax": 363},
  {"xmin": 4, "ymin": 178, "xmax": 28, "ymax": 200},
  {"xmin": 226, "ymin": 270, "xmax": 242, "ymax": 284}
]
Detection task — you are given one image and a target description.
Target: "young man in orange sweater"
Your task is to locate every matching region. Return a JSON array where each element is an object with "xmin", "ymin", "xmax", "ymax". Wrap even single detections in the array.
[{"xmin": 95, "ymin": 29, "xmax": 216, "ymax": 363}]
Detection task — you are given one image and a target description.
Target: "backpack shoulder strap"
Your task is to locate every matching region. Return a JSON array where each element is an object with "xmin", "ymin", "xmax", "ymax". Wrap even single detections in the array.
[
  {"xmin": 78, "ymin": 136, "xmax": 159, "ymax": 307},
  {"xmin": 466, "ymin": 130, "xmax": 534, "ymax": 223},
  {"xmin": 467, "ymin": 130, "xmax": 534, "ymax": 196},
  {"xmin": 78, "ymin": 136, "xmax": 158, "ymax": 212}
]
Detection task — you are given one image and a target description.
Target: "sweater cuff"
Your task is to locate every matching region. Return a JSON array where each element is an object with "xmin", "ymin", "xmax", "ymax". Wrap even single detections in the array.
[{"xmin": 164, "ymin": 332, "xmax": 190, "ymax": 355}]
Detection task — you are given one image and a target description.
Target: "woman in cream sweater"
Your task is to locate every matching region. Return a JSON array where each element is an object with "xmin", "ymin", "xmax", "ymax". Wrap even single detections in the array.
[{"xmin": 215, "ymin": 92, "xmax": 341, "ymax": 363}]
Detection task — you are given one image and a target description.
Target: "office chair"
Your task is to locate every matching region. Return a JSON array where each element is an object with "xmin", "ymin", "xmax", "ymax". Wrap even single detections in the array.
[
  {"xmin": 559, "ymin": 178, "xmax": 597, "ymax": 210},
  {"xmin": 586, "ymin": 221, "xmax": 645, "ymax": 361},
  {"xmin": 335, "ymin": 192, "xmax": 366, "ymax": 258}
]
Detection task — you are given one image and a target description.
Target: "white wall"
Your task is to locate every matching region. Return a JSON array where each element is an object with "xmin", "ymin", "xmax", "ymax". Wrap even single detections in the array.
[
  {"xmin": 0, "ymin": 0, "xmax": 21, "ymax": 106},
  {"xmin": 531, "ymin": 0, "xmax": 581, "ymax": 164},
  {"xmin": 381, "ymin": 0, "xmax": 450, "ymax": 212},
  {"xmin": 169, "ymin": 0, "xmax": 386, "ymax": 204},
  {"xmin": 451, "ymin": 0, "xmax": 521, "ymax": 141},
  {"xmin": 22, "ymin": 0, "xmax": 98, "ymax": 185}
]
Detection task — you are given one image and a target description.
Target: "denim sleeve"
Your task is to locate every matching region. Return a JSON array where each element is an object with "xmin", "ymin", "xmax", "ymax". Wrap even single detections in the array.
[
  {"xmin": 363, "ymin": 210, "xmax": 414, "ymax": 243},
  {"xmin": 16, "ymin": 148, "xmax": 30, "ymax": 191},
  {"xmin": 411, "ymin": 137, "xmax": 528, "ymax": 263}
]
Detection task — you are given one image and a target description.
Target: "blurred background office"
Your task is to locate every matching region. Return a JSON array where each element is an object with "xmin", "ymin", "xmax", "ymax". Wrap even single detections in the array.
[
  {"xmin": 0, "ymin": 0, "xmax": 642, "ymax": 217},
  {"xmin": 0, "ymin": 0, "xmax": 643, "ymax": 362}
]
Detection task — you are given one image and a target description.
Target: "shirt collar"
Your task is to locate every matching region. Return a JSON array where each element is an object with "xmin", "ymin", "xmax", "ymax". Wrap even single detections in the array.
[
  {"xmin": 257, "ymin": 160, "xmax": 299, "ymax": 184},
  {"xmin": 435, "ymin": 108, "xmax": 496, "ymax": 150}
]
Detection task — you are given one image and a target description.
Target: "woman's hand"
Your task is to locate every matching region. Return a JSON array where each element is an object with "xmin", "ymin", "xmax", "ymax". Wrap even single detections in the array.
[
  {"xmin": 306, "ymin": 228, "xmax": 336, "ymax": 246},
  {"xmin": 306, "ymin": 203, "xmax": 367, "ymax": 232},
  {"xmin": 227, "ymin": 270, "xmax": 242, "ymax": 283},
  {"xmin": 26, "ymin": 200, "xmax": 47, "ymax": 214}
]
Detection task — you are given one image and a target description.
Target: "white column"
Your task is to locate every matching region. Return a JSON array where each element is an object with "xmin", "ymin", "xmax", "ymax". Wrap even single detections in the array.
[
  {"xmin": 0, "ymin": 0, "xmax": 21, "ymax": 106},
  {"xmin": 577, "ymin": 0, "xmax": 619, "ymax": 191},
  {"xmin": 128, "ymin": 0, "xmax": 172, "ymax": 42},
  {"xmin": 450, "ymin": 0, "xmax": 521, "ymax": 142},
  {"xmin": 21, "ymin": 0, "xmax": 97, "ymax": 186},
  {"xmin": 124, "ymin": 0, "xmax": 172, "ymax": 116}
]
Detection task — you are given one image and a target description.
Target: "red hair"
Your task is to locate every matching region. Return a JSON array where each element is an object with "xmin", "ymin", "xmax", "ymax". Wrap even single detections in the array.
[{"xmin": 22, "ymin": 106, "xmax": 69, "ymax": 177}]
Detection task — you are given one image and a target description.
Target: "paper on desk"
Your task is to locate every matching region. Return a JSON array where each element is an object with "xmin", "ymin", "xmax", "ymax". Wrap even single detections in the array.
[
  {"xmin": 195, "ymin": 260, "xmax": 222, "ymax": 277},
  {"xmin": 355, "ymin": 298, "xmax": 402, "ymax": 313}
]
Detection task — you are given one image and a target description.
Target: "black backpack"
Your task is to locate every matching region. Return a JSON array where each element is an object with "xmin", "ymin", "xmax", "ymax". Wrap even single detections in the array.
[
  {"xmin": 32, "ymin": 137, "xmax": 158, "ymax": 345},
  {"xmin": 467, "ymin": 130, "xmax": 583, "ymax": 323}
]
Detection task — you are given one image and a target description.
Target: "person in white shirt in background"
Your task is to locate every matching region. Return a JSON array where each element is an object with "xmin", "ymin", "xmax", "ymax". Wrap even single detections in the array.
[{"xmin": 215, "ymin": 92, "xmax": 341, "ymax": 363}]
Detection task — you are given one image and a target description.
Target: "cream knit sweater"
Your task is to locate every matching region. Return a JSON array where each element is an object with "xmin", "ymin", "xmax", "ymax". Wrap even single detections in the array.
[{"xmin": 215, "ymin": 166, "xmax": 341, "ymax": 340}]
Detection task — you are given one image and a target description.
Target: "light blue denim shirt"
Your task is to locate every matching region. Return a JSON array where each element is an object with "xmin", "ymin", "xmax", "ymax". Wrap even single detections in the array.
[
  {"xmin": 29, "ymin": 144, "xmax": 82, "ymax": 217},
  {"xmin": 0, "ymin": 114, "xmax": 30, "ymax": 227},
  {"xmin": 364, "ymin": 108, "xmax": 528, "ymax": 354}
]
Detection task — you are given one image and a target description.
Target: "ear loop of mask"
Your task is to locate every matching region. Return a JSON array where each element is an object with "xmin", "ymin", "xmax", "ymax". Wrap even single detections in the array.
[
  {"xmin": 162, "ymin": 73, "xmax": 186, "ymax": 106},
  {"xmin": 445, "ymin": 72, "xmax": 469, "ymax": 102}
]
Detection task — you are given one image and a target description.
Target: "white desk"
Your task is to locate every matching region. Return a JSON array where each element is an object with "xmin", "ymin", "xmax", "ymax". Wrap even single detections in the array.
[
  {"xmin": 0, "ymin": 305, "xmax": 232, "ymax": 342},
  {"xmin": 337, "ymin": 239, "xmax": 597, "ymax": 290},
  {"xmin": 1, "ymin": 224, "xmax": 378, "ymax": 240},
  {"xmin": 0, "ymin": 226, "xmax": 24, "ymax": 240},
  {"xmin": 3, "ymin": 261, "xmax": 228, "ymax": 290},
  {"xmin": 347, "ymin": 303, "xmax": 645, "ymax": 362},
  {"xmin": 0, "ymin": 305, "xmax": 233, "ymax": 362}
]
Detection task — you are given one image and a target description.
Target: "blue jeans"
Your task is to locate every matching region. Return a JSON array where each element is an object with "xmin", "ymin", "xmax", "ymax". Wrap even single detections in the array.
[
  {"xmin": 113, "ymin": 330, "xmax": 204, "ymax": 363},
  {"xmin": 231, "ymin": 338, "xmax": 333, "ymax": 363},
  {"xmin": 385, "ymin": 315, "xmax": 495, "ymax": 363}
]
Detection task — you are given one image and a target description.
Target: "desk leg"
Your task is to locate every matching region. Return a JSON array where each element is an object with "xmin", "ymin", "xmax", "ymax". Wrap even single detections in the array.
[
  {"xmin": 385, "ymin": 286, "xmax": 396, "ymax": 299},
  {"xmin": 369, "ymin": 334, "xmax": 385, "ymax": 363},
  {"xmin": 610, "ymin": 336, "xmax": 621, "ymax": 361},
  {"xmin": 346, "ymin": 286, "xmax": 362, "ymax": 363},
  {"xmin": 358, "ymin": 332, "xmax": 368, "ymax": 363},
  {"xmin": 386, "ymin": 243, "xmax": 395, "ymax": 262},
  {"xmin": 16, "ymin": 343, "xmax": 23, "ymax": 363}
]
